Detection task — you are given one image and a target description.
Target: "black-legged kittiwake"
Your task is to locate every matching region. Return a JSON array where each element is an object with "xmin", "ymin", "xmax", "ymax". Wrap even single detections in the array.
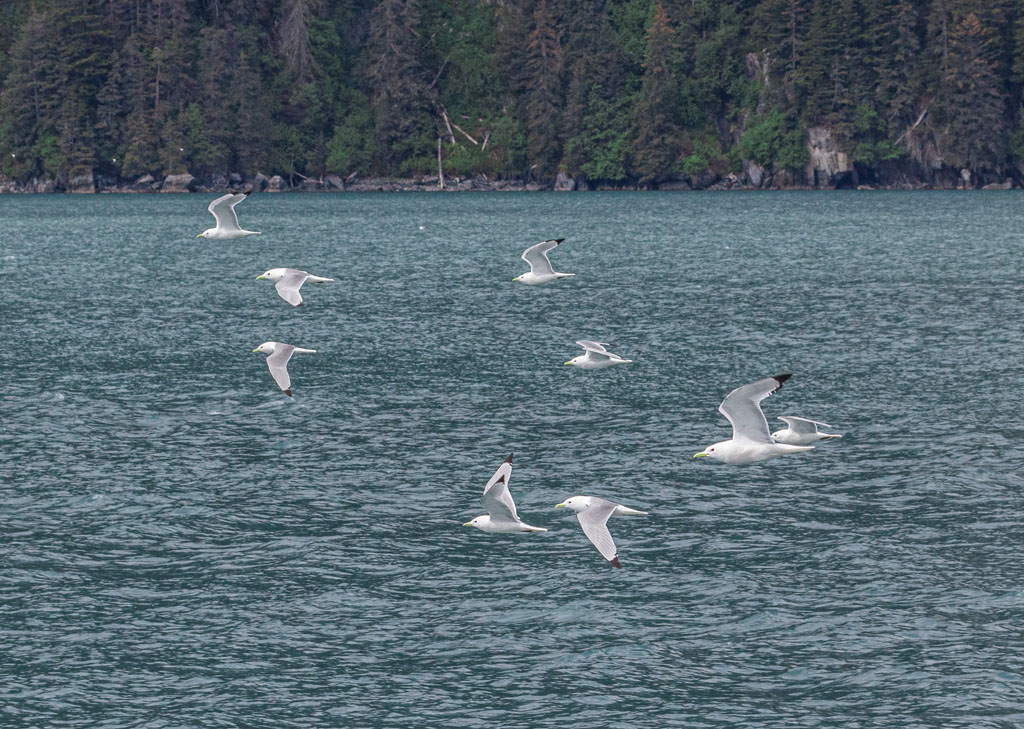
[
  {"xmin": 555, "ymin": 496, "xmax": 647, "ymax": 568},
  {"xmin": 565, "ymin": 340, "xmax": 632, "ymax": 369},
  {"xmin": 252, "ymin": 342, "xmax": 315, "ymax": 397},
  {"xmin": 464, "ymin": 454, "xmax": 547, "ymax": 534},
  {"xmin": 198, "ymin": 192, "xmax": 260, "ymax": 239},
  {"xmin": 513, "ymin": 239, "xmax": 574, "ymax": 285},
  {"xmin": 772, "ymin": 416, "xmax": 843, "ymax": 445},
  {"xmin": 256, "ymin": 268, "xmax": 334, "ymax": 306},
  {"xmin": 693, "ymin": 374, "xmax": 814, "ymax": 464}
]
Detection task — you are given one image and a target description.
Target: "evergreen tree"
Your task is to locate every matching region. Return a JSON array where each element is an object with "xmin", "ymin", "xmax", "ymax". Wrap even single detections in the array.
[
  {"xmin": 940, "ymin": 11, "xmax": 1007, "ymax": 171},
  {"xmin": 523, "ymin": 0, "xmax": 563, "ymax": 178},
  {"xmin": 633, "ymin": 3, "xmax": 682, "ymax": 183},
  {"xmin": 365, "ymin": 0, "xmax": 433, "ymax": 173}
]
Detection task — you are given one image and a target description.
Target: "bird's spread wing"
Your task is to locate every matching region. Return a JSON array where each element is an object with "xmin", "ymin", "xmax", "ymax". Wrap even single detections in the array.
[
  {"xmin": 719, "ymin": 374, "xmax": 791, "ymax": 444},
  {"xmin": 521, "ymin": 238, "xmax": 563, "ymax": 275},
  {"xmin": 577, "ymin": 498, "xmax": 619, "ymax": 564},
  {"xmin": 576, "ymin": 340, "xmax": 609, "ymax": 354},
  {"xmin": 777, "ymin": 416, "xmax": 829, "ymax": 434},
  {"xmin": 208, "ymin": 192, "xmax": 248, "ymax": 231},
  {"xmin": 275, "ymin": 270, "xmax": 309, "ymax": 306},
  {"xmin": 266, "ymin": 344, "xmax": 296, "ymax": 392},
  {"xmin": 481, "ymin": 454, "xmax": 519, "ymax": 524}
]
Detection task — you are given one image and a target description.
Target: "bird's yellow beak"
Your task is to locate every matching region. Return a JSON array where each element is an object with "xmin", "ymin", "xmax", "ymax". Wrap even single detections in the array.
[
  {"xmin": 256, "ymin": 275, "xmax": 265, "ymax": 280},
  {"xmin": 196, "ymin": 233, "xmax": 203, "ymax": 238},
  {"xmin": 564, "ymin": 361, "xmax": 573, "ymax": 365},
  {"xmin": 555, "ymin": 503, "xmax": 566, "ymax": 508},
  {"xmin": 693, "ymin": 451, "xmax": 708, "ymax": 459},
  {"xmin": 252, "ymin": 348, "xmax": 260, "ymax": 353},
  {"xmin": 512, "ymin": 277, "xmax": 519, "ymax": 282},
  {"xmin": 462, "ymin": 522, "xmax": 473, "ymax": 527}
]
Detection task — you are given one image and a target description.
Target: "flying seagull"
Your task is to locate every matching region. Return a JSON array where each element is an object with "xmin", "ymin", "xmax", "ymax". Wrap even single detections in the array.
[
  {"xmin": 464, "ymin": 453, "xmax": 547, "ymax": 533},
  {"xmin": 198, "ymin": 192, "xmax": 260, "ymax": 239},
  {"xmin": 513, "ymin": 238, "xmax": 575, "ymax": 285},
  {"xmin": 252, "ymin": 342, "xmax": 316, "ymax": 396},
  {"xmin": 555, "ymin": 496, "xmax": 647, "ymax": 568},
  {"xmin": 693, "ymin": 374, "xmax": 814, "ymax": 464},
  {"xmin": 256, "ymin": 268, "xmax": 335, "ymax": 306},
  {"xmin": 771, "ymin": 416, "xmax": 843, "ymax": 445},
  {"xmin": 565, "ymin": 340, "xmax": 633, "ymax": 369}
]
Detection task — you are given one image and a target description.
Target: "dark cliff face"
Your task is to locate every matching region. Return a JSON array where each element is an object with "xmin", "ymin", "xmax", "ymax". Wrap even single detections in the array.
[{"xmin": 0, "ymin": 1, "xmax": 1020, "ymax": 191}]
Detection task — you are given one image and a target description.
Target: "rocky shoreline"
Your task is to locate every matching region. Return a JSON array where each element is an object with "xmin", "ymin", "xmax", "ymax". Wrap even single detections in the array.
[{"xmin": 1, "ymin": 163, "xmax": 1017, "ymax": 195}]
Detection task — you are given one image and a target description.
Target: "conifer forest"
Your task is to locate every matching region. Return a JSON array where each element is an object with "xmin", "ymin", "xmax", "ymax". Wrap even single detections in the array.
[{"xmin": 1, "ymin": 0, "xmax": 1023, "ymax": 191}]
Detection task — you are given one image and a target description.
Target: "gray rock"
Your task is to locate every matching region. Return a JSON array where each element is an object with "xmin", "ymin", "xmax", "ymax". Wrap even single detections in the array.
[
  {"xmin": 805, "ymin": 126, "xmax": 856, "ymax": 188},
  {"xmin": 982, "ymin": 180, "xmax": 1013, "ymax": 190},
  {"xmin": 267, "ymin": 175, "xmax": 286, "ymax": 192},
  {"xmin": 325, "ymin": 175, "xmax": 344, "ymax": 190},
  {"xmin": 229, "ymin": 173, "xmax": 243, "ymax": 185},
  {"xmin": 251, "ymin": 173, "xmax": 270, "ymax": 192},
  {"xmin": 33, "ymin": 178, "xmax": 56, "ymax": 193},
  {"xmin": 554, "ymin": 171, "xmax": 576, "ymax": 191},
  {"xmin": 959, "ymin": 168, "xmax": 972, "ymax": 186},
  {"xmin": 161, "ymin": 173, "xmax": 195, "ymax": 192},
  {"xmin": 67, "ymin": 172, "xmax": 95, "ymax": 193},
  {"xmin": 209, "ymin": 173, "xmax": 229, "ymax": 190},
  {"xmin": 744, "ymin": 160, "xmax": 765, "ymax": 187}
]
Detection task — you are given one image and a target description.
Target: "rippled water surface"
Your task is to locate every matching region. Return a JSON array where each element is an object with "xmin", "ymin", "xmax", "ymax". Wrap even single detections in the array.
[{"xmin": 3, "ymin": 191, "xmax": 1024, "ymax": 728}]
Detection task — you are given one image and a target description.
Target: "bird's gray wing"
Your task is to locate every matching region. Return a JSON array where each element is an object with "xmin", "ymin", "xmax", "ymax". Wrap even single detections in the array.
[
  {"xmin": 481, "ymin": 454, "xmax": 519, "ymax": 524},
  {"xmin": 576, "ymin": 340, "xmax": 609, "ymax": 354},
  {"xmin": 777, "ymin": 416, "xmax": 829, "ymax": 434},
  {"xmin": 275, "ymin": 270, "xmax": 309, "ymax": 306},
  {"xmin": 521, "ymin": 238, "xmax": 563, "ymax": 275},
  {"xmin": 208, "ymin": 192, "xmax": 247, "ymax": 231},
  {"xmin": 577, "ymin": 498, "xmax": 619, "ymax": 564},
  {"xmin": 266, "ymin": 344, "xmax": 296, "ymax": 392},
  {"xmin": 719, "ymin": 374, "xmax": 791, "ymax": 444}
]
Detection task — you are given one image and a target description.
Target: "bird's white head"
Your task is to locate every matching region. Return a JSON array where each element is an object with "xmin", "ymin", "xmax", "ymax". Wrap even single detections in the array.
[
  {"xmin": 463, "ymin": 515, "xmax": 489, "ymax": 530},
  {"xmin": 693, "ymin": 441, "xmax": 728, "ymax": 461},
  {"xmin": 257, "ymin": 268, "xmax": 287, "ymax": 281},
  {"xmin": 252, "ymin": 342, "xmax": 276, "ymax": 355},
  {"xmin": 565, "ymin": 355, "xmax": 584, "ymax": 366},
  {"xmin": 197, "ymin": 229, "xmax": 215, "ymax": 238},
  {"xmin": 555, "ymin": 496, "xmax": 590, "ymax": 512}
]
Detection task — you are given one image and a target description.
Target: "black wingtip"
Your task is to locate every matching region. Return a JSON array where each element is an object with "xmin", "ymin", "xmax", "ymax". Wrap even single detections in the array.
[
  {"xmin": 553, "ymin": 237, "xmax": 565, "ymax": 244},
  {"xmin": 610, "ymin": 556, "xmax": 622, "ymax": 568},
  {"xmin": 773, "ymin": 374, "xmax": 793, "ymax": 389},
  {"xmin": 243, "ymin": 190, "xmax": 252, "ymax": 197},
  {"xmin": 284, "ymin": 388, "xmax": 292, "ymax": 397},
  {"xmin": 504, "ymin": 452, "xmax": 513, "ymax": 464}
]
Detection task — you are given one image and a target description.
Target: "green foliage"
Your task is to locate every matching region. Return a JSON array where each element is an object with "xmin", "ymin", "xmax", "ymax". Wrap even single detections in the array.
[
  {"xmin": 326, "ymin": 93, "xmax": 375, "ymax": 174},
  {"xmin": 738, "ymin": 110, "xmax": 808, "ymax": 170},
  {"xmin": 0, "ymin": 0, "xmax": 1020, "ymax": 185}
]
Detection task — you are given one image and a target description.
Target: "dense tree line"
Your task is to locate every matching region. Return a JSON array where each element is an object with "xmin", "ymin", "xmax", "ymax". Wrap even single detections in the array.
[{"xmin": 1, "ymin": 0, "xmax": 1022, "ymax": 188}]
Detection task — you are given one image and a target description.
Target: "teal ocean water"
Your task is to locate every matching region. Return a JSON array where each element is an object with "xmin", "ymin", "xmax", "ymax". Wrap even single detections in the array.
[{"xmin": 3, "ymin": 192, "xmax": 1023, "ymax": 728}]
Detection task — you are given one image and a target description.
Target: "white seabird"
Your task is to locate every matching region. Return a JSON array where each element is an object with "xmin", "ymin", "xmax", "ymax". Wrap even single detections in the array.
[
  {"xmin": 464, "ymin": 454, "xmax": 547, "ymax": 533},
  {"xmin": 771, "ymin": 416, "xmax": 843, "ymax": 445},
  {"xmin": 252, "ymin": 341, "xmax": 316, "ymax": 397},
  {"xmin": 256, "ymin": 268, "xmax": 335, "ymax": 306},
  {"xmin": 513, "ymin": 238, "xmax": 575, "ymax": 285},
  {"xmin": 198, "ymin": 192, "xmax": 260, "ymax": 239},
  {"xmin": 693, "ymin": 374, "xmax": 814, "ymax": 464},
  {"xmin": 565, "ymin": 340, "xmax": 633, "ymax": 369},
  {"xmin": 555, "ymin": 496, "xmax": 647, "ymax": 568}
]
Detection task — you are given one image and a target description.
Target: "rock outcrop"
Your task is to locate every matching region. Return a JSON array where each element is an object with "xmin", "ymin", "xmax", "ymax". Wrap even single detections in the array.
[
  {"xmin": 267, "ymin": 175, "xmax": 286, "ymax": 192},
  {"xmin": 805, "ymin": 126, "xmax": 856, "ymax": 188},
  {"xmin": 66, "ymin": 172, "xmax": 95, "ymax": 193},
  {"xmin": 554, "ymin": 171, "xmax": 575, "ymax": 191},
  {"xmin": 161, "ymin": 173, "xmax": 194, "ymax": 192}
]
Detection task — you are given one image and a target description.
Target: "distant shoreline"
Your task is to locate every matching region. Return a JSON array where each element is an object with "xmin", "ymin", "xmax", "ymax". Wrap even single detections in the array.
[{"xmin": 0, "ymin": 174, "xmax": 1017, "ymax": 194}]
